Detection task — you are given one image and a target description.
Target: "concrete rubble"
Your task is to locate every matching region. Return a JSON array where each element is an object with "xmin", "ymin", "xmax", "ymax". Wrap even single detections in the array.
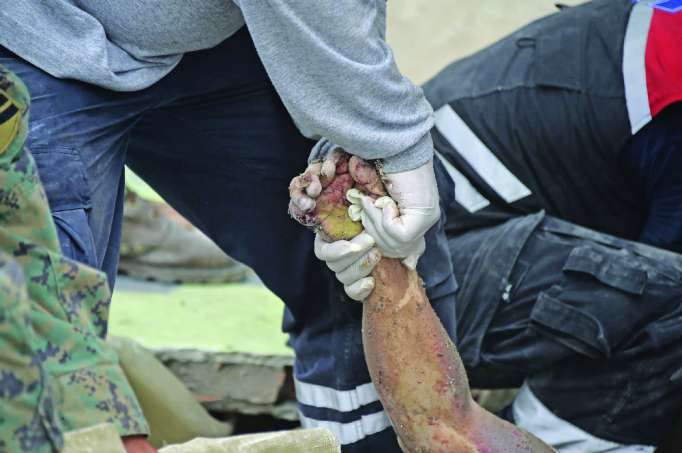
[
  {"xmin": 155, "ymin": 349, "xmax": 297, "ymax": 421},
  {"xmin": 159, "ymin": 428, "xmax": 340, "ymax": 453}
]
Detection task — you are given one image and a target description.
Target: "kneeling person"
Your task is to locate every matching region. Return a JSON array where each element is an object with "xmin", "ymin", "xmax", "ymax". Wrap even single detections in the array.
[{"xmin": 0, "ymin": 67, "xmax": 150, "ymax": 452}]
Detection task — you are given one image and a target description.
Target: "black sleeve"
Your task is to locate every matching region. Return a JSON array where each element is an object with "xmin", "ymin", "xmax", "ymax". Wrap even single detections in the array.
[{"xmin": 622, "ymin": 103, "xmax": 682, "ymax": 252}]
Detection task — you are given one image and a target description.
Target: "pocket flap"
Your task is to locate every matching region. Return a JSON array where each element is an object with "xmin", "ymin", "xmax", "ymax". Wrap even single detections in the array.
[
  {"xmin": 563, "ymin": 245, "xmax": 647, "ymax": 295},
  {"xmin": 531, "ymin": 291, "xmax": 610, "ymax": 358},
  {"xmin": 31, "ymin": 146, "xmax": 91, "ymax": 211}
]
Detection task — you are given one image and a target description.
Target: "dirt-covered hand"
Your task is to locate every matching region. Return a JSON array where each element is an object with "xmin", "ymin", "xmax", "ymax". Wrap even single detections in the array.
[
  {"xmin": 289, "ymin": 152, "xmax": 387, "ymax": 301},
  {"xmin": 288, "ymin": 151, "xmax": 344, "ymax": 218}
]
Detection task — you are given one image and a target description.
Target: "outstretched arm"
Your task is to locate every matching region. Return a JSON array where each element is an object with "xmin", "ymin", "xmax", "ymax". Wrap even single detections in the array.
[
  {"xmin": 290, "ymin": 153, "xmax": 553, "ymax": 452},
  {"xmin": 365, "ymin": 258, "xmax": 553, "ymax": 453}
]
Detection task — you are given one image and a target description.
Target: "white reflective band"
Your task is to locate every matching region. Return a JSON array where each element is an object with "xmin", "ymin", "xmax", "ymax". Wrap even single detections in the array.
[
  {"xmin": 435, "ymin": 151, "xmax": 490, "ymax": 213},
  {"xmin": 299, "ymin": 410, "xmax": 392, "ymax": 445},
  {"xmin": 513, "ymin": 383, "xmax": 654, "ymax": 453},
  {"xmin": 294, "ymin": 378, "xmax": 380, "ymax": 412},
  {"xmin": 623, "ymin": 2, "xmax": 653, "ymax": 134},
  {"xmin": 434, "ymin": 105, "xmax": 531, "ymax": 204}
]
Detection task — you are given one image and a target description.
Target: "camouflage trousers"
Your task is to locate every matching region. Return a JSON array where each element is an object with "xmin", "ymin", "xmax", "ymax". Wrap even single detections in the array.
[{"xmin": 0, "ymin": 67, "xmax": 148, "ymax": 452}]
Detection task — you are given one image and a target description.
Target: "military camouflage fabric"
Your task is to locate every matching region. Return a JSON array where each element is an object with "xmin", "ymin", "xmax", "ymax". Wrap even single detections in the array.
[{"xmin": 0, "ymin": 66, "xmax": 148, "ymax": 452}]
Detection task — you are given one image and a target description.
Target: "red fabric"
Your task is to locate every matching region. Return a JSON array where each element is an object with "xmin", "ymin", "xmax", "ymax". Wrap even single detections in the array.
[{"xmin": 645, "ymin": 9, "xmax": 682, "ymax": 117}]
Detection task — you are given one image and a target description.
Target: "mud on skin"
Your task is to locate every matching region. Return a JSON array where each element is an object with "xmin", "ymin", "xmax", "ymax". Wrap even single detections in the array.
[
  {"xmin": 289, "ymin": 153, "xmax": 385, "ymax": 241},
  {"xmin": 290, "ymin": 152, "xmax": 553, "ymax": 453}
]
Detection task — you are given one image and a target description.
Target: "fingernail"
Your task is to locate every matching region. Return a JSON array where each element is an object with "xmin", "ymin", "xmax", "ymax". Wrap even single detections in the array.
[{"xmin": 322, "ymin": 159, "xmax": 336, "ymax": 177}]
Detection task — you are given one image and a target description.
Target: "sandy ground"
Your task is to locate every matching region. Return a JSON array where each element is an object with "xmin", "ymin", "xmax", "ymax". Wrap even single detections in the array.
[{"xmin": 387, "ymin": 0, "xmax": 584, "ymax": 85}]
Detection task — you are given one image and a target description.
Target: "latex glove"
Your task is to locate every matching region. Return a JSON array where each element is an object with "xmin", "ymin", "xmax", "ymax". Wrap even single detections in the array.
[
  {"xmin": 357, "ymin": 159, "xmax": 440, "ymax": 270},
  {"xmin": 314, "ymin": 232, "xmax": 382, "ymax": 301},
  {"xmin": 288, "ymin": 151, "xmax": 381, "ymax": 301}
]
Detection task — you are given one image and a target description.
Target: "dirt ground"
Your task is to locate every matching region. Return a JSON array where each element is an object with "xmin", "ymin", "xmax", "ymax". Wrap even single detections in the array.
[{"xmin": 387, "ymin": 0, "xmax": 585, "ymax": 85}]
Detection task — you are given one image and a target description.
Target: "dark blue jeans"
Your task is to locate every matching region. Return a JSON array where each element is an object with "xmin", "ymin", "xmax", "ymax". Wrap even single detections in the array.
[{"xmin": 0, "ymin": 28, "xmax": 457, "ymax": 452}]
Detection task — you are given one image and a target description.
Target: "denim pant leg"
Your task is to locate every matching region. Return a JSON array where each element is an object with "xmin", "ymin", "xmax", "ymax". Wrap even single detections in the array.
[
  {"xmin": 124, "ymin": 29, "xmax": 458, "ymax": 452},
  {"xmin": 0, "ymin": 48, "xmax": 150, "ymax": 289}
]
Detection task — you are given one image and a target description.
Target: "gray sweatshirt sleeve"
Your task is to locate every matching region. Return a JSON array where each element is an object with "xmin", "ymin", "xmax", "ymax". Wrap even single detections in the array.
[{"xmin": 234, "ymin": 0, "xmax": 435, "ymax": 173}]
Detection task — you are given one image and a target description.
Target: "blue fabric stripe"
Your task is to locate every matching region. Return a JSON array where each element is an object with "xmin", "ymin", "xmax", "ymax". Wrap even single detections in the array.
[{"xmin": 298, "ymin": 400, "xmax": 385, "ymax": 424}]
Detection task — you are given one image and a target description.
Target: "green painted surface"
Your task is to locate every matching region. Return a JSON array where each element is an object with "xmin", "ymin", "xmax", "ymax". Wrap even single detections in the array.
[
  {"xmin": 125, "ymin": 167, "xmax": 165, "ymax": 203},
  {"xmin": 118, "ymin": 169, "xmax": 291, "ymax": 357},
  {"xmin": 109, "ymin": 282, "xmax": 293, "ymax": 357}
]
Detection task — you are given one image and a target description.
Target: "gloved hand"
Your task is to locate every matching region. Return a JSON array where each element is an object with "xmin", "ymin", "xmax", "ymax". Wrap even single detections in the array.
[
  {"xmin": 289, "ymin": 151, "xmax": 382, "ymax": 301},
  {"xmin": 314, "ymin": 232, "xmax": 382, "ymax": 301},
  {"xmin": 357, "ymin": 159, "xmax": 440, "ymax": 270},
  {"xmin": 288, "ymin": 155, "xmax": 439, "ymax": 300}
]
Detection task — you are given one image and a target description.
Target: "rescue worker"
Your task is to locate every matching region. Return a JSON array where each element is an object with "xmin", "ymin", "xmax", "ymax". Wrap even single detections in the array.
[
  {"xmin": 332, "ymin": 0, "xmax": 678, "ymax": 448},
  {"xmin": 424, "ymin": 2, "xmax": 682, "ymax": 449},
  {"xmin": 0, "ymin": 1, "xmax": 453, "ymax": 451},
  {"xmin": 0, "ymin": 67, "xmax": 149, "ymax": 452},
  {"xmin": 303, "ymin": 0, "xmax": 682, "ymax": 450}
]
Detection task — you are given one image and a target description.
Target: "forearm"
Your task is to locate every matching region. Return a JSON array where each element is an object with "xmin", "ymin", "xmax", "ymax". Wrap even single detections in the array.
[
  {"xmin": 291, "ymin": 153, "xmax": 551, "ymax": 452},
  {"xmin": 364, "ymin": 260, "xmax": 554, "ymax": 453},
  {"xmin": 363, "ymin": 260, "xmax": 476, "ymax": 452},
  {"xmin": 235, "ymin": 0, "xmax": 435, "ymax": 173}
]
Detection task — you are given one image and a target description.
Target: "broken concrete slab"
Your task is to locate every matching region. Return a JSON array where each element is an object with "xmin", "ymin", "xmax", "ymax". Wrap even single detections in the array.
[
  {"xmin": 157, "ymin": 350, "xmax": 290, "ymax": 405},
  {"xmin": 159, "ymin": 428, "xmax": 340, "ymax": 453},
  {"xmin": 155, "ymin": 349, "xmax": 296, "ymax": 421},
  {"xmin": 109, "ymin": 281, "xmax": 297, "ymax": 421},
  {"xmin": 109, "ymin": 281, "xmax": 293, "ymax": 357}
]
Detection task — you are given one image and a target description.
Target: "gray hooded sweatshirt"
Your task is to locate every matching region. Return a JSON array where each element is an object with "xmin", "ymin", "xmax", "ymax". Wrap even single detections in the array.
[{"xmin": 0, "ymin": 1, "xmax": 434, "ymax": 172}]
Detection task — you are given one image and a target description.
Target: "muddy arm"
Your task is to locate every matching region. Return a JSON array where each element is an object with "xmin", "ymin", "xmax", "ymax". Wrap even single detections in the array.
[
  {"xmin": 364, "ymin": 259, "xmax": 553, "ymax": 452},
  {"xmin": 290, "ymin": 153, "xmax": 553, "ymax": 452}
]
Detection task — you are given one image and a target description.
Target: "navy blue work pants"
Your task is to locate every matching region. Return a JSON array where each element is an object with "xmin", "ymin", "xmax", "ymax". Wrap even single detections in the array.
[
  {"xmin": 0, "ymin": 28, "xmax": 457, "ymax": 452},
  {"xmin": 451, "ymin": 212, "xmax": 682, "ymax": 446}
]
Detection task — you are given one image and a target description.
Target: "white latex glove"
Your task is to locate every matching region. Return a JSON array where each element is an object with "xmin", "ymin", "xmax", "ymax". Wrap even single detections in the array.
[
  {"xmin": 357, "ymin": 159, "xmax": 440, "ymax": 270},
  {"xmin": 314, "ymin": 232, "xmax": 382, "ymax": 301}
]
